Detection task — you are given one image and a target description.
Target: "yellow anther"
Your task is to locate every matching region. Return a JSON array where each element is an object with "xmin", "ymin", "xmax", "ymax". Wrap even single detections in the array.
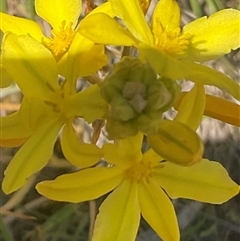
[
  {"xmin": 153, "ymin": 21, "xmax": 191, "ymax": 57},
  {"xmin": 44, "ymin": 81, "xmax": 70, "ymax": 117},
  {"xmin": 42, "ymin": 21, "xmax": 76, "ymax": 62}
]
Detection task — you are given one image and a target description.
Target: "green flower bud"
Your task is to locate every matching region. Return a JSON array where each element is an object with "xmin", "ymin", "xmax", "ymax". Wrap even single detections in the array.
[
  {"xmin": 122, "ymin": 82, "xmax": 147, "ymax": 113},
  {"xmin": 110, "ymin": 97, "xmax": 136, "ymax": 121},
  {"xmin": 159, "ymin": 77, "xmax": 181, "ymax": 112},
  {"xmin": 100, "ymin": 57, "xmax": 180, "ymax": 139},
  {"xmin": 147, "ymin": 81, "xmax": 171, "ymax": 110}
]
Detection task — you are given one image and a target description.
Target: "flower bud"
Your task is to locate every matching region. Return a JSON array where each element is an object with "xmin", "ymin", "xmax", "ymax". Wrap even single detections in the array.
[{"xmin": 100, "ymin": 57, "xmax": 180, "ymax": 139}]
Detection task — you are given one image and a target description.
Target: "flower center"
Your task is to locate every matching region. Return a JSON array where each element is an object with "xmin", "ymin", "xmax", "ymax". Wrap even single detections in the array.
[
  {"xmin": 153, "ymin": 21, "xmax": 190, "ymax": 58},
  {"xmin": 125, "ymin": 161, "xmax": 153, "ymax": 183},
  {"xmin": 44, "ymin": 80, "xmax": 71, "ymax": 118},
  {"xmin": 42, "ymin": 21, "xmax": 76, "ymax": 62}
]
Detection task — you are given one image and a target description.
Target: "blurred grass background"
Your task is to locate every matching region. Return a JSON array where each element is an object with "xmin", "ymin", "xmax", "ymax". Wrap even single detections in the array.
[{"xmin": 0, "ymin": 0, "xmax": 240, "ymax": 241}]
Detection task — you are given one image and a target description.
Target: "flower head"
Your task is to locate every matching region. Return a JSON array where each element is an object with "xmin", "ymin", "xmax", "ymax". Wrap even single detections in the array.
[
  {"xmin": 79, "ymin": 0, "xmax": 240, "ymax": 100},
  {"xmin": 36, "ymin": 133, "xmax": 239, "ymax": 241},
  {"xmin": 0, "ymin": 0, "xmax": 109, "ymax": 83},
  {"xmin": 34, "ymin": 0, "xmax": 81, "ymax": 61},
  {"xmin": 41, "ymin": 20, "xmax": 76, "ymax": 61},
  {"xmin": 0, "ymin": 33, "xmax": 108, "ymax": 194}
]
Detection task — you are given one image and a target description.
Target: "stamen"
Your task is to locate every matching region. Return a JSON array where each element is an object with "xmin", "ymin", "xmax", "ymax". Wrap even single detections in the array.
[
  {"xmin": 153, "ymin": 20, "xmax": 191, "ymax": 57},
  {"xmin": 42, "ymin": 21, "xmax": 76, "ymax": 61},
  {"xmin": 125, "ymin": 161, "xmax": 153, "ymax": 183},
  {"xmin": 44, "ymin": 100, "xmax": 56, "ymax": 107},
  {"xmin": 44, "ymin": 79, "xmax": 71, "ymax": 118}
]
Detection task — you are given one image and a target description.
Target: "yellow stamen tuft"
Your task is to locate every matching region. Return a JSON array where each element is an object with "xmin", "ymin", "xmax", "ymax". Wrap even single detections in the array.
[
  {"xmin": 42, "ymin": 21, "xmax": 76, "ymax": 62},
  {"xmin": 125, "ymin": 161, "xmax": 153, "ymax": 183},
  {"xmin": 153, "ymin": 21, "xmax": 191, "ymax": 58}
]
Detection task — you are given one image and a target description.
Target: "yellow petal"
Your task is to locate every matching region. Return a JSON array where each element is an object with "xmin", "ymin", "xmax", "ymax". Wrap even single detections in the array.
[
  {"xmin": 154, "ymin": 159, "xmax": 239, "ymax": 204},
  {"xmin": 0, "ymin": 113, "xmax": 30, "ymax": 147},
  {"xmin": 139, "ymin": 180, "xmax": 179, "ymax": 241},
  {"xmin": 0, "ymin": 12, "xmax": 43, "ymax": 42},
  {"xmin": 147, "ymin": 120, "xmax": 204, "ymax": 166},
  {"xmin": 18, "ymin": 97, "xmax": 56, "ymax": 129},
  {"xmin": 61, "ymin": 121, "xmax": 103, "ymax": 167},
  {"xmin": 143, "ymin": 45, "xmax": 240, "ymax": 100},
  {"xmin": 102, "ymin": 143, "xmax": 123, "ymax": 166},
  {"xmin": 174, "ymin": 84, "xmax": 206, "ymax": 130},
  {"xmin": 57, "ymin": 33, "xmax": 94, "ymax": 84},
  {"xmin": 152, "ymin": 0, "xmax": 180, "ymax": 32},
  {"xmin": 204, "ymin": 95, "xmax": 240, "ymax": 127},
  {"xmin": 2, "ymin": 33, "xmax": 58, "ymax": 101},
  {"xmin": 140, "ymin": 44, "xmax": 191, "ymax": 79},
  {"xmin": 35, "ymin": 0, "xmax": 81, "ymax": 29},
  {"xmin": 184, "ymin": 61, "xmax": 240, "ymax": 101},
  {"xmin": 175, "ymin": 93, "xmax": 240, "ymax": 127},
  {"xmin": 61, "ymin": 33, "xmax": 108, "ymax": 80},
  {"xmin": 87, "ymin": 2, "xmax": 115, "ymax": 18},
  {"xmin": 80, "ymin": 13, "xmax": 138, "ymax": 46},
  {"xmin": 141, "ymin": 45, "xmax": 240, "ymax": 101},
  {"xmin": 117, "ymin": 132, "xmax": 143, "ymax": 165},
  {"xmin": 142, "ymin": 148, "xmax": 163, "ymax": 167},
  {"xmin": 2, "ymin": 118, "xmax": 63, "ymax": 194},
  {"xmin": 183, "ymin": 9, "xmax": 240, "ymax": 61},
  {"xmin": 103, "ymin": 133, "xmax": 143, "ymax": 168},
  {"xmin": 0, "ymin": 64, "xmax": 12, "ymax": 87},
  {"xmin": 92, "ymin": 180, "xmax": 140, "ymax": 241},
  {"xmin": 109, "ymin": 0, "xmax": 153, "ymax": 45},
  {"xmin": 68, "ymin": 84, "xmax": 108, "ymax": 123},
  {"xmin": 0, "ymin": 97, "xmax": 55, "ymax": 147},
  {"xmin": 36, "ymin": 167, "xmax": 123, "ymax": 203},
  {"xmin": 76, "ymin": 44, "xmax": 108, "ymax": 76}
]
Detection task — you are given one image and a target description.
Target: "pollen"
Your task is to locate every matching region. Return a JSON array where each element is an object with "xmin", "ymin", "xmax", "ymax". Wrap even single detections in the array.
[
  {"xmin": 125, "ymin": 161, "xmax": 153, "ymax": 183},
  {"xmin": 42, "ymin": 21, "xmax": 76, "ymax": 62},
  {"xmin": 153, "ymin": 21, "xmax": 191, "ymax": 58}
]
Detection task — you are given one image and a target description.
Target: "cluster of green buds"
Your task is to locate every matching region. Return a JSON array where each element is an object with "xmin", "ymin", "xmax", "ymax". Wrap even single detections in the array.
[{"xmin": 100, "ymin": 57, "xmax": 180, "ymax": 139}]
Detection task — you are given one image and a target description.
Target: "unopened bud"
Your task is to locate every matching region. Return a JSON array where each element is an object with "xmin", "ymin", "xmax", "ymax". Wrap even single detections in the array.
[{"xmin": 100, "ymin": 57, "xmax": 180, "ymax": 139}]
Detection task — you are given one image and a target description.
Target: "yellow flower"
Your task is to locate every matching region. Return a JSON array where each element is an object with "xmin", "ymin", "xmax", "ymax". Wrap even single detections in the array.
[
  {"xmin": 0, "ymin": 33, "xmax": 108, "ymax": 194},
  {"xmin": 36, "ymin": 133, "xmax": 239, "ymax": 241},
  {"xmin": 0, "ymin": 0, "xmax": 109, "ymax": 81},
  {"xmin": 79, "ymin": 0, "xmax": 240, "ymax": 100}
]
